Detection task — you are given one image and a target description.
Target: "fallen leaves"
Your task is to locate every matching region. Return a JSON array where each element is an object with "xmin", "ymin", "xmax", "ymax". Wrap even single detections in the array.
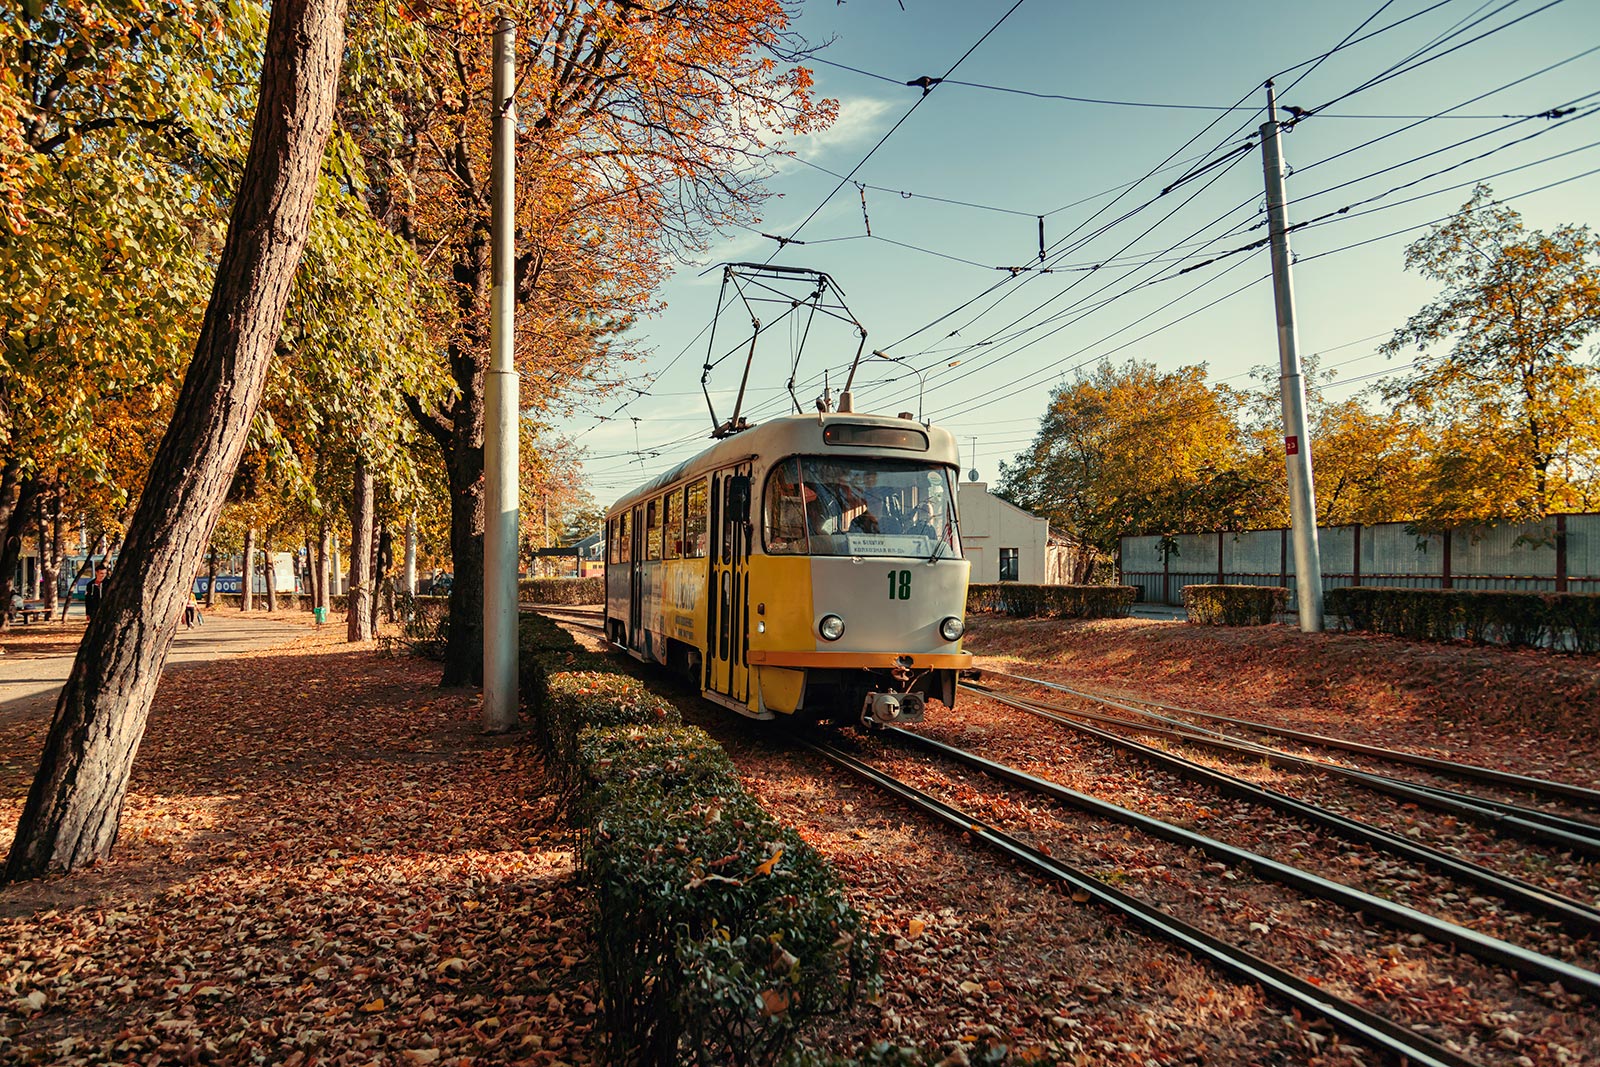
[{"xmin": 0, "ymin": 630, "xmax": 598, "ymax": 1065}]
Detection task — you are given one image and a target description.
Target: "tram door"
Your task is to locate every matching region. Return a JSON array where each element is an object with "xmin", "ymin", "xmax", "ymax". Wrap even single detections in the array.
[
  {"xmin": 628, "ymin": 504, "xmax": 643, "ymax": 650},
  {"xmin": 706, "ymin": 465, "xmax": 752, "ymax": 705}
]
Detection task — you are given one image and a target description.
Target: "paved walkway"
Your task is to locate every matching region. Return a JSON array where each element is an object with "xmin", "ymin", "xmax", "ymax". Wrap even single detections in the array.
[{"xmin": 0, "ymin": 614, "xmax": 310, "ymax": 726}]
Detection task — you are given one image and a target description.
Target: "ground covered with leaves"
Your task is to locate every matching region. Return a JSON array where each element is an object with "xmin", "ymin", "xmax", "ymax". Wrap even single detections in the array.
[{"xmin": 0, "ymin": 627, "xmax": 597, "ymax": 1066}]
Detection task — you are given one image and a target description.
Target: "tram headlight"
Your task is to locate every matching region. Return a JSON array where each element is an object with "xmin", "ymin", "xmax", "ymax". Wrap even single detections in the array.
[
  {"xmin": 939, "ymin": 616, "xmax": 965, "ymax": 642},
  {"xmin": 818, "ymin": 614, "xmax": 846, "ymax": 641}
]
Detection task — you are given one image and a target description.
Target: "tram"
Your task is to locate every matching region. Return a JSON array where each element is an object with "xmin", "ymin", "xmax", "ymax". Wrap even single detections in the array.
[{"xmin": 604, "ymin": 407, "xmax": 973, "ymax": 724}]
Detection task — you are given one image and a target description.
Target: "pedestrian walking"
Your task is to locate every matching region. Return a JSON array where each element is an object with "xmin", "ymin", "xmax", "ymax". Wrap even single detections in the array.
[{"xmin": 84, "ymin": 564, "xmax": 108, "ymax": 620}]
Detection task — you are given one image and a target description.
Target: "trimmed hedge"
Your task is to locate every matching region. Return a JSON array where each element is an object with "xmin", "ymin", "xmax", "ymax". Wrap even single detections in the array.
[
  {"xmin": 1326, "ymin": 587, "xmax": 1600, "ymax": 653},
  {"xmin": 1182, "ymin": 584, "xmax": 1287, "ymax": 626},
  {"xmin": 516, "ymin": 612, "xmax": 877, "ymax": 1065},
  {"xmin": 520, "ymin": 576, "xmax": 604, "ymax": 605},
  {"xmin": 966, "ymin": 583, "xmax": 1135, "ymax": 619}
]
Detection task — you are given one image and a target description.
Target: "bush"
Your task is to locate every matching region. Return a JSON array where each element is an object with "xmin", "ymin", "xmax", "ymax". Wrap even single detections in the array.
[
  {"xmin": 579, "ymin": 734, "xmax": 873, "ymax": 1067},
  {"xmin": 1326, "ymin": 587, "xmax": 1600, "ymax": 652},
  {"xmin": 521, "ymin": 576, "xmax": 604, "ymax": 605},
  {"xmin": 513, "ymin": 611, "xmax": 877, "ymax": 1065},
  {"xmin": 966, "ymin": 583, "xmax": 1134, "ymax": 619},
  {"xmin": 1182, "ymin": 584, "xmax": 1287, "ymax": 626}
]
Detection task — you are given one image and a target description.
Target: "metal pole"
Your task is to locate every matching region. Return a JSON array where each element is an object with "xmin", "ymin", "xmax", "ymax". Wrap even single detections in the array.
[
  {"xmin": 483, "ymin": 15, "xmax": 520, "ymax": 731},
  {"xmin": 1260, "ymin": 82, "xmax": 1324, "ymax": 632}
]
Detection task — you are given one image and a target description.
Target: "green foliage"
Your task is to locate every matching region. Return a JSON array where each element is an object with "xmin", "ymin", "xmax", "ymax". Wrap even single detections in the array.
[
  {"xmin": 522, "ymin": 576, "xmax": 605, "ymax": 605},
  {"xmin": 1182, "ymin": 585, "xmax": 1287, "ymax": 626},
  {"xmin": 1326, "ymin": 587, "xmax": 1600, "ymax": 653},
  {"xmin": 966, "ymin": 584, "xmax": 1135, "ymax": 619}
]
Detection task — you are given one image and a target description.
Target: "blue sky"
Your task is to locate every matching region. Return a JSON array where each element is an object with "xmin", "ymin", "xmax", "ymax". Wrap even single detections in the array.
[{"xmin": 558, "ymin": 0, "xmax": 1600, "ymax": 502}]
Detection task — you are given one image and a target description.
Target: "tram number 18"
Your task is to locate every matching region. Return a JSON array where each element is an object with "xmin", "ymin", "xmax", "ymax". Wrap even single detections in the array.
[{"xmin": 887, "ymin": 569, "xmax": 912, "ymax": 600}]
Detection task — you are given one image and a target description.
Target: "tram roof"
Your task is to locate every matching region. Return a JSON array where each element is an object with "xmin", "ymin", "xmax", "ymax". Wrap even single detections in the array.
[{"xmin": 606, "ymin": 411, "xmax": 961, "ymax": 514}]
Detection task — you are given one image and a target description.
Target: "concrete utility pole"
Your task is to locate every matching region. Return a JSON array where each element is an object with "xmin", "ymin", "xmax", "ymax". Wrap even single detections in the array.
[
  {"xmin": 1260, "ymin": 81, "xmax": 1324, "ymax": 632},
  {"xmin": 482, "ymin": 15, "xmax": 520, "ymax": 731},
  {"xmin": 404, "ymin": 513, "xmax": 417, "ymax": 597}
]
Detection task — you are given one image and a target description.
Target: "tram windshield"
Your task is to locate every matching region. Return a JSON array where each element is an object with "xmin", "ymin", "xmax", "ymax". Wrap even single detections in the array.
[{"xmin": 764, "ymin": 457, "xmax": 960, "ymax": 559}]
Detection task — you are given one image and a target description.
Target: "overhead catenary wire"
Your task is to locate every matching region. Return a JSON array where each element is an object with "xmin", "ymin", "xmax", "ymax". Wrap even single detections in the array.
[{"xmin": 572, "ymin": 0, "xmax": 1587, "ymax": 483}]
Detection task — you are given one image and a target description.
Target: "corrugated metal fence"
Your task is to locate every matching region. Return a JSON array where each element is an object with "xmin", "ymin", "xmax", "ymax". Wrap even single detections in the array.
[{"xmin": 1118, "ymin": 514, "xmax": 1600, "ymax": 606}]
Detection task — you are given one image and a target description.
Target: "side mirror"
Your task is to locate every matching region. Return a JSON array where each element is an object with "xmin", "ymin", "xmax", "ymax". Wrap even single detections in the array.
[{"xmin": 729, "ymin": 475, "xmax": 752, "ymax": 525}]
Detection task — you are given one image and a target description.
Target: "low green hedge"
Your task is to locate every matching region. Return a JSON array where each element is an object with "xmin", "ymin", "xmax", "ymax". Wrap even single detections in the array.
[
  {"xmin": 516, "ymin": 612, "xmax": 877, "ymax": 1065},
  {"xmin": 966, "ymin": 583, "xmax": 1135, "ymax": 619},
  {"xmin": 1182, "ymin": 584, "xmax": 1287, "ymax": 626},
  {"xmin": 1326, "ymin": 587, "xmax": 1600, "ymax": 652},
  {"xmin": 520, "ymin": 576, "xmax": 605, "ymax": 604}
]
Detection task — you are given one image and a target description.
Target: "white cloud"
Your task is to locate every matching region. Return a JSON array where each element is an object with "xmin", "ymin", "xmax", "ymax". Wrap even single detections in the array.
[{"xmin": 783, "ymin": 95, "xmax": 895, "ymax": 164}]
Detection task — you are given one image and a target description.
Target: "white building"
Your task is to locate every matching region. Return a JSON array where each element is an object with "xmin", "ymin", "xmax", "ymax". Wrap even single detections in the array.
[{"xmin": 957, "ymin": 481, "xmax": 1050, "ymax": 584}]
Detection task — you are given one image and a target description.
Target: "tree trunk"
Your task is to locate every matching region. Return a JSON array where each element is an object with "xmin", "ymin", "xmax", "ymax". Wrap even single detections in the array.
[
  {"xmin": 330, "ymin": 531, "xmax": 342, "ymax": 598},
  {"xmin": 206, "ymin": 548, "xmax": 219, "ymax": 607},
  {"xmin": 3, "ymin": 0, "xmax": 347, "ymax": 883},
  {"xmin": 347, "ymin": 456, "xmax": 374, "ymax": 641},
  {"xmin": 0, "ymin": 473, "xmax": 40, "ymax": 628},
  {"xmin": 442, "ymin": 438, "xmax": 485, "ymax": 685},
  {"xmin": 302, "ymin": 531, "xmax": 316, "ymax": 609},
  {"xmin": 39, "ymin": 485, "xmax": 63, "ymax": 612},
  {"xmin": 372, "ymin": 520, "xmax": 393, "ymax": 630},
  {"xmin": 263, "ymin": 546, "xmax": 278, "ymax": 613},
  {"xmin": 241, "ymin": 526, "xmax": 257, "ymax": 611},
  {"xmin": 317, "ymin": 519, "xmax": 332, "ymax": 610}
]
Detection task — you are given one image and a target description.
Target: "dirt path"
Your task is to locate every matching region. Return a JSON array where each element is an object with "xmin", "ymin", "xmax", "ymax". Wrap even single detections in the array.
[{"xmin": 0, "ymin": 614, "xmax": 313, "ymax": 727}]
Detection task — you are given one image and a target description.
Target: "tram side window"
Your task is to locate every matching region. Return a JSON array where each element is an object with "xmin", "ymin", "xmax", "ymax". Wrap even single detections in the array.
[
  {"xmin": 685, "ymin": 480, "xmax": 708, "ymax": 558},
  {"xmin": 615, "ymin": 512, "xmax": 631, "ymax": 564},
  {"xmin": 764, "ymin": 458, "xmax": 808, "ymax": 555},
  {"xmin": 607, "ymin": 518, "xmax": 616, "ymax": 564},
  {"xmin": 645, "ymin": 499, "xmax": 663, "ymax": 561},
  {"xmin": 665, "ymin": 489, "xmax": 684, "ymax": 560}
]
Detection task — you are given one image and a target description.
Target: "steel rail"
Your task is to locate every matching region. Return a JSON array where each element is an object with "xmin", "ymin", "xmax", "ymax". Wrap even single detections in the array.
[
  {"xmin": 980, "ymin": 668, "xmax": 1600, "ymax": 807},
  {"xmin": 799, "ymin": 736, "xmax": 1482, "ymax": 1067},
  {"xmin": 971, "ymin": 677, "xmax": 1600, "ymax": 858},
  {"xmin": 962, "ymin": 684, "xmax": 1600, "ymax": 938},
  {"xmin": 881, "ymin": 727, "xmax": 1600, "ymax": 1001}
]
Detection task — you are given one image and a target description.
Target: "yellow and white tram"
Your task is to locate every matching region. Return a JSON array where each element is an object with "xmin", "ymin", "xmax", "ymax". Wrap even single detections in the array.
[{"xmin": 604, "ymin": 409, "xmax": 972, "ymax": 724}]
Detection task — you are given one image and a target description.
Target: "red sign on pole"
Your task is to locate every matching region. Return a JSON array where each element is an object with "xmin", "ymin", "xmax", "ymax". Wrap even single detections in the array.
[{"xmin": 1285, "ymin": 435, "xmax": 1299, "ymax": 455}]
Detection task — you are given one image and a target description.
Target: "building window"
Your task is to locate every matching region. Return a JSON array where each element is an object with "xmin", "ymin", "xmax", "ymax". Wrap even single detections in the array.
[{"xmin": 999, "ymin": 547, "xmax": 1019, "ymax": 582}]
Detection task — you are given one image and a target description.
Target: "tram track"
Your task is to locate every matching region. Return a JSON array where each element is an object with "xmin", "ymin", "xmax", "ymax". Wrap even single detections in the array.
[
  {"xmin": 972, "ymin": 670, "xmax": 1600, "ymax": 859},
  {"xmin": 801, "ymin": 732, "xmax": 1484, "ymax": 1067},
  {"xmin": 981, "ymin": 668, "xmax": 1600, "ymax": 812},
  {"xmin": 961, "ymin": 682, "xmax": 1600, "ymax": 940}
]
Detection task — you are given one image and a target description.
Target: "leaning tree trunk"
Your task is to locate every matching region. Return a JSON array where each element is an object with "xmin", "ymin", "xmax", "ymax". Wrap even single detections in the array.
[
  {"xmin": 347, "ymin": 456, "xmax": 374, "ymax": 641},
  {"xmin": 3, "ymin": 0, "xmax": 347, "ymax": 883},
  {"xmin": 241, "ymin": 526, "xmax": 257, "ymax": 611}
]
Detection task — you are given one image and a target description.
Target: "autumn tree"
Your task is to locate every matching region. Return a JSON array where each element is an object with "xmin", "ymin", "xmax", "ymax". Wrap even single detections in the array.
[
  {"xmin": 998, "ymin": 361, "xmax": 1275, "ymax": 572},
  {"xmin": 5, "ymin": 0, "xmax": 347, "ymax": 881},
  {"xmin": 348, "ymin": 0, "xmax": 833, "ymax": 684},
  {"xmin": 1381, "ymin": 184, "xmax": 1600, "ymax": 526}
]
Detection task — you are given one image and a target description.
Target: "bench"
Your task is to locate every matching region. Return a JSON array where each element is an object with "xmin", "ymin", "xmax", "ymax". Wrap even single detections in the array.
[{"xmin": 14, "ymin": 604, "xmax": 52, "ymax": 624}]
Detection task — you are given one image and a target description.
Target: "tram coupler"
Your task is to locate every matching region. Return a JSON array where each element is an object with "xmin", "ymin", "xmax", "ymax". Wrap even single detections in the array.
[{"xmin": 860, "ymin": 691, "xmax": 925, "ymax": 728}]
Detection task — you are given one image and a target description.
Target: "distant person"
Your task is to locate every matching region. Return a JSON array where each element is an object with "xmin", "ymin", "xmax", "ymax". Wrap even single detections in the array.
[
  {"xmin": 83, "ymin": 565, "xmax": 108, "ymax": 620},
  {"xmin": 7, "ymin": 589, "xmax": 21, "ymax": 624},
  {"xmin": 184, "ymin": 588, "xmax": 202, "ymax": 628}
]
